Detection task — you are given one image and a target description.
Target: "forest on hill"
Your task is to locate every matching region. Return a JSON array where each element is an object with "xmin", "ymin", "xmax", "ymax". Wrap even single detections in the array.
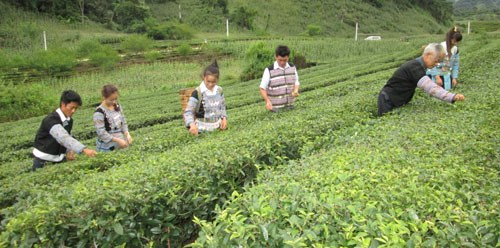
[
  {"xmin": 1, "ymin": 0, "xmax": 454, "ymax": 37},
  {"xmin": 453, "ymin": 0, "xmax": 500, "ymax": 20}
]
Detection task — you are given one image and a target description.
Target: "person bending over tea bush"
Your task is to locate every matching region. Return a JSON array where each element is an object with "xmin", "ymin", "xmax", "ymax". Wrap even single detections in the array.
[
  {"xmin": 93, "ymin": 84, "xmax": 133, "ymax": 152},
  {"xmin": 32, "ymin": 90, "xmax": 96, "ymax": 171},
  {"xmin": 377, "ymin": 43, "xmax": 465, "ymax": 116}
]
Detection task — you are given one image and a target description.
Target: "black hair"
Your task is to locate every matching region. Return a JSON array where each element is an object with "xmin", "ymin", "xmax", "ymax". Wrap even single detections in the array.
[
  {"xmin": 202, "ymin": 59, "xmax": 219, "ymax": 79},
  {"xmin": 445, "ymin": 26, "xmax": 462, "ymax": 59},
  {"xmin": 101, "ymin": 84, "xmax": 121, "ymax": 111},
  {"xmin": 101, "ymin": 84, "xmax": 119, "ymax": 98},
  {"xmin": 275, "ymin": 45, "xmax": 291, "ymax": 57},
  {"xmin": 60, "ymin": 90, "xmax": 82, "ymax": 106}
]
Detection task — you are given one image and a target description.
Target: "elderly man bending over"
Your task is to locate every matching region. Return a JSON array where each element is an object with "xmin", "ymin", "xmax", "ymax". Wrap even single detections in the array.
[{"xmin": 377, "ymin": 43, "xmax": 465, "ymax": 116}]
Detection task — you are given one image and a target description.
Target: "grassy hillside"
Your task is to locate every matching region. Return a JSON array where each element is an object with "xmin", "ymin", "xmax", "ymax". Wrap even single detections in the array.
[
  {"xmin": 150, "ymin": 0, "xmax": 450, "ymax": 38},
  {"xmin": 454, "ymin": 0, "xmax": 500, "ymax": 20},
  {"xmin": 0, "ymin": 0, "xmax": 454, "ymax": 52},
  {"xmin": 0, "ymin": 2, "xmax": 125, "ymax": 53}
]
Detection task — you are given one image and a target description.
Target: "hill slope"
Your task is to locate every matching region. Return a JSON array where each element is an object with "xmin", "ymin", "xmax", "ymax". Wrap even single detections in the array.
[
  {"xmin": 454, "ymin": 0, "xmax": 500, "ymax": 20},
  {"xmin": 150, "ymin": 0, "xmax": 451, "ymax": 37},
  {"xmin": 1, "ymin": 0, "xmax": 453, "ymax": 45}
]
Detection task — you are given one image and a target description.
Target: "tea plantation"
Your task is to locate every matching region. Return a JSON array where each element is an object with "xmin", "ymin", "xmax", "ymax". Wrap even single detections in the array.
[{"xmin": 0, "ymin": 35, "xmax": 498, "ymax": 247}]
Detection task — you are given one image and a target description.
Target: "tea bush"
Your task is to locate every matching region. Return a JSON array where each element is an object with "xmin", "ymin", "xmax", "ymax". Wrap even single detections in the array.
[
  {"xmin": 29, "ymin": 48, "xmax": 77, "ymax": 74},
  {"xmin": 87, "ymin": 45, "xmax": 121, "ymax": 70},
  {"xmin": 176, "ymin": 43, "xmax": 193, "ymax": 56},
  {"xmin": 147, "ymin": 22, "xmax": 194, "ymax": 40},
  {"xmin": 0, "ymin": 83, "xmax": 57, "ymax": 122},
  {"xmin": 240, "ymin": 41, "xmax": 273, "ymax": 81},
  {"xmin": 121, "ymin": 35, "xmax": 154, "ymax": 54}
]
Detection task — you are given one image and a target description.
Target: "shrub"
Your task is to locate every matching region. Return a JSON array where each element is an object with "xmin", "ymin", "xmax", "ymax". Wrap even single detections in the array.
[
  {"xmin": 113, "ymin": 1, "xmax": 150, "ymax": 31},
  {"xmin": 230, "ymin": 6, "xmax": 256, "ymax": 30},
  {"xmin": 3, "ymin": 52, "xmax": 30, "ymax": 69},
  {"xmin": 125, "ymin": 20, "xmax": 149, "ymax": 34},
  {"xmin": 29, "ymin": 48, "xmax": 77, "ymax": 75},
  {"xmin": 76, "ymin": 40, "xmax": 121, "ymax": 69},
  {"xmin": 291, "ymin": 53, "xmax": 307, "ymax": 69},
  {"xmin": 88, "ymin": 45, "xmax": 121, "ymax": 70},
  {"xmin": 19, "ymin": 22, "xmax": 40, "ymax": 41},
  {"xmin": 240, "ymin": 42, "xmax": 273, "ymax": 81},
  {"xmin": 147, "ymin": 22, "xmax": 193, "ymax": 40},
  {"xmin": 0, "ymin": 50, "xmax": 9, "ymax": 69},
  {"xmin": 176, "ymin": 43, "xmax": 192, "ymax": 56},
  {"xmin": 76, "ymin": 39, "xmax": 102, "ymax": 58},
  {"xmin": 97, "ymin": 36, "xmax": 123, "ymax": 45},
  {"xmin": 0, "ymin": 21, "xmax": 42, "ymax": 49},
  {"xmin": 145, "ymin": 50, "xmax": 161, "ymax": 62},
  {"xmin": 121, "ymin": 35, "xmax": 153, "ymax": 54},
  {"xmin": 307, "ymin": 24, "xmax": 323, "ymax": 36},
  {"xmin": 0, "ymin": 83, "xmax": 57, "ymax": 122},
  {"xmin": 200, "ymin": 43, "xmax": 223, "ymax": 56}
]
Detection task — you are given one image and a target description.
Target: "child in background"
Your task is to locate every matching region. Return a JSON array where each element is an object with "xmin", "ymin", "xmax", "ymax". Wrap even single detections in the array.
[{"xmin": 428, "ymin": 27, "xmax": 462, "ymax": 90}]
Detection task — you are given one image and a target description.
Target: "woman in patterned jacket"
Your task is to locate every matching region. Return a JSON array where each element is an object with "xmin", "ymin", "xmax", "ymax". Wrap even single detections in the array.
[
  {"xmin": 183, "ymin": 60, "xmax": 228, "ymax": 136},
  {"xmin": 93, "ymin": 84, "xmax": 133, "ymax": 151}
]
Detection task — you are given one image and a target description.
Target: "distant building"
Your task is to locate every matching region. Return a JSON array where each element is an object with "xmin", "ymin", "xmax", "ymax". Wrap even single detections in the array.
[{"xmin": 365, "ymin": 36, "xmax": 382, "ymax": 41}]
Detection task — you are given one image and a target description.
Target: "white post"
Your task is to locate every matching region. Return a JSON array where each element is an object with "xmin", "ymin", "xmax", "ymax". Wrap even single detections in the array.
[
  {"xmin": 467, "ymin": 21, "xmax": 470, "ymax": 35},
  {"xmin": 355, "ymin": 22, "xmax": 358, "ymax": 41},
  {"xmin": 226, "ymin": 18, "xmax": 229, "ymax": 37},
  {"xmin": 43, "ymin": 31, "xmax": 47, "ymax": 51},
  {"xmin": 178, "ymin": 4, "xmax": 181, "ymax": 20}
]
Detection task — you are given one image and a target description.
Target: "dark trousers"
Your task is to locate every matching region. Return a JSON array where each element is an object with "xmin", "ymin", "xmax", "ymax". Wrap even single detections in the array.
[
  {"xmin": 32, "ymin": 156, "xmax": 65, "ymax": 171},
  {"xmin": 377, "ymin": 90, "xmax": 395, "ymax": 116}
]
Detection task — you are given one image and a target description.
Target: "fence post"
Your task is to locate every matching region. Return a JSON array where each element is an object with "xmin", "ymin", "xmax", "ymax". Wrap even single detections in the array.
[
  {"xmin": 355, "ymin": 22, "xmax": 358, "ymax": 41},
  {"xmin": 226, "ymin": 18, "xmax": 229, "ymax": 37},
  {"xmin": 467, "ymin": 21, "xmax": 470, "ymax": 35},
  {"xmin": 43, "ymin": 31, "xmax": 47, "ymax": 51}
]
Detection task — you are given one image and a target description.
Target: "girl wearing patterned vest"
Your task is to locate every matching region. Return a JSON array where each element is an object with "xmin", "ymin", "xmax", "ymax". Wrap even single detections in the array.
[
  {"xmin": 184, "ymin": 60, "xmax": 228, "ymax": 135},
  {"xmin": 93, "ymin": 84, "xmax": 132, "ymax": 152},
  {"xmin": 259, "ymin": 45, "xmax": 300, "ymax": 112}
]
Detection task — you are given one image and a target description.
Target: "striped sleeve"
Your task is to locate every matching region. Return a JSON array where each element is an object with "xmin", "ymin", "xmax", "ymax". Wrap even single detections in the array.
[
  {"xmin": 50, "ymin": 124, "xmax": 85, "ymax": 153},
  {"xmin": 417, "ymin": 76, "xmax": 456, "ymax": 103},
  {"xmin": 93, "ymin": 111, "xmax": 113, "ymax": 143},
  {"xmin": 183, "ymin": 95, "xmax": 198, "ymax": 127}
]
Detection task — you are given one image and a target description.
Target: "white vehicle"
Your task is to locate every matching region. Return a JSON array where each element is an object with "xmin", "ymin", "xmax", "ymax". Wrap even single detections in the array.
[{"xmin": 365, "ymin": 36, "xmax": 382, "ymax": 41}]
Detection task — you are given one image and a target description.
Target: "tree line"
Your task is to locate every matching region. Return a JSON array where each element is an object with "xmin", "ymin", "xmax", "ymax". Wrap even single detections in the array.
[
  {"xmin": 366, "ymin": 0, "xmax": 453, "ymax": 23},
  {"xmin": 3, "ymin": 0, "xmax": 453, "ymax": 32}
]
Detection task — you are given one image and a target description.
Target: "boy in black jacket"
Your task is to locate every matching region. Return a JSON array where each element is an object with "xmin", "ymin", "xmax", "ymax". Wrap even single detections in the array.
[{"xmin": 32, "ymin": 90, "xmax": 96, "ymax": 171}]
